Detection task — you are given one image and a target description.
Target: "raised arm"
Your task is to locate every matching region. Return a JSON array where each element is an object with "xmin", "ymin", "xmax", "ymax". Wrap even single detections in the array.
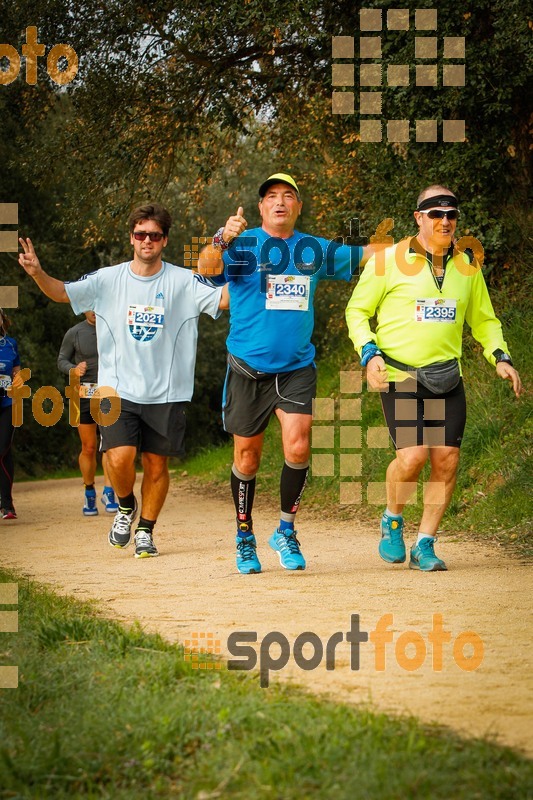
[
  {"xmin": 197, "ymin": 206, "xmax": 247, "ymax": 276},
  {"xmin": 18, "ymin": 238, "xmax": 69, "ymax": 303}
]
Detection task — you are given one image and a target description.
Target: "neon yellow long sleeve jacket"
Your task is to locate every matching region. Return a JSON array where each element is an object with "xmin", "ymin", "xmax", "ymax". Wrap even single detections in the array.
[{"xmin": 345, "ymin": 239, "xmax": 508, "ymax": 377}]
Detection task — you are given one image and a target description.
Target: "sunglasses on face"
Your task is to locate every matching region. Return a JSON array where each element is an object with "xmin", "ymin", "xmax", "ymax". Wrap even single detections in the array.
[
  {"xmin": 132, "ymin": 231, "xmax": 165, "ymax": 242},
  {"xmin": 418, "ymin": 209, "xmax": 459, "ymax": 220}
]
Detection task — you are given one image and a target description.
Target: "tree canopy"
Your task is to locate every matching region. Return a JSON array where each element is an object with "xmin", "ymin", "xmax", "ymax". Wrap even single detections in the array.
[{"xmin": 0, "ymin": 0, "xmax": 531, "ymax": 471}]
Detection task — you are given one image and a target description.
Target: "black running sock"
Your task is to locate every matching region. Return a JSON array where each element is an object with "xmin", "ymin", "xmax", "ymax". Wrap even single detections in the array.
[
  {"xmin": 118, "ymin": 492, "xmax": 135, "ymax": 512},
  {"xmin": 280, "ymin": 460, "xmax": 309, "ymax": 516},
  {"xmin": 137, "ymin": 516, "xmax": 155, "ymax": 533},
  {"xmin": 231, "ymin": 465, "xmax": 256, "ymax": 535},
  {"xmin": 84, "ymin": 483, "xmax": 95, "ymax": 492}
]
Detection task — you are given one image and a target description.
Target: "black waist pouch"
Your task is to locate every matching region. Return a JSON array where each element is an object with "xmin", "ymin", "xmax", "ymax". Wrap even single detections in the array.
[
  {"xmin": 383, "ymin": 354, "xmax": 461, "ymax": 394},
  {"xmin": 227, "ymin": 353, "xmax": 274, "ymax": 381}
]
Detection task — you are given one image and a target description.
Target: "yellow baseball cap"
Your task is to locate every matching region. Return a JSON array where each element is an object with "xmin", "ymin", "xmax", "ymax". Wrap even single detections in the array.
[{"xmin": 258, "ymin": 173, "xmax": 300, "ymax": 197}]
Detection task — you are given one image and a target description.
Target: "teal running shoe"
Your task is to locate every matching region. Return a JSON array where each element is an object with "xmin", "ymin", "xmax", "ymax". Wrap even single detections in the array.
[
  {"xmin": 409, "ymin": 537, "xmax": 447, "ymax": 571},
  {"xmin": 269, "ymin": 529, "xmax": 306, "ymax": 571},
  {"xmin": 83, "ymin": 488, "xmax": 98, "ymax": 517},
  {"xmin": 379, "ymin": 512, "xmax": 406, "ymax": 563},
  {"xmin": 236, "ymin": 533, "xmax": 262, "ymax": 574}
]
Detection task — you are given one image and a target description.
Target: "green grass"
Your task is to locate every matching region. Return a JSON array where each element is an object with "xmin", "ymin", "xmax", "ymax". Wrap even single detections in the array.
[{"xmin": 1, "ymin": 569, "xmax": 531, "ymax": 799}]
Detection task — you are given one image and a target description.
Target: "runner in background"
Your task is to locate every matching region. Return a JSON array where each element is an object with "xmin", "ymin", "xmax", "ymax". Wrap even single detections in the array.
[
  {"xmin": 58, "ymin": 311, "xmax": 119, "ymax": 517},
  {"xmin": 0, "ymin": 309, "xmax": 24, "ymax": 519},
  {"xmin": 346, "ymin": 184, "xmax": 523, "ymax": 571}
]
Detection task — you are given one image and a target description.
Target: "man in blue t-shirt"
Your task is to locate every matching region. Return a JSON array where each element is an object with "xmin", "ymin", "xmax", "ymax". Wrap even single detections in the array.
[
  {"xmin": 198, "ymin": 173, "xmax": 371, "ymax": 574},
  {"xmin": 19, "ymin": 204, "xmax": 227, "ymax": 559}
]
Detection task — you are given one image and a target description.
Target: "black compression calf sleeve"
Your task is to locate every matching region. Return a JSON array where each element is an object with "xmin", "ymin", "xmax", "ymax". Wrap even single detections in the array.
[
  {"xmin": 231, "ymin": 464, "xmax": 256, "ymax": 525},
  {"xmin": 280, "ymin": 460, "xmax": 309, "ymax": 518}
]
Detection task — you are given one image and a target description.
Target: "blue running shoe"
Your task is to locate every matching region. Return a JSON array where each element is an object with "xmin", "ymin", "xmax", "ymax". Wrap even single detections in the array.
[
  {"xmin": 379, "ymin": 512, "xmax": 406, "ymax": 563},
  {"xmin": 269, "ymin": 528, "xmax": 306, "ymax": 571},
  {"xmin": 236, "ymin": 533, "xmax": 262, "ymax": 574},
  {"xmin": 83, "ymin": 488, "xmax": 98, "ymax": 517},
  {"xmin": 409, "ymin": 537, "xmax": 447, "ymax": 571},
  {"xmin": 101, "ymin": 487, "xmax": 119, "ymax": 514}
]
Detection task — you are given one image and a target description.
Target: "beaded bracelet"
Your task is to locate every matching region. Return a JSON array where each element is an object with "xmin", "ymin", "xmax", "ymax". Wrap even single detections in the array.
[{"xmin": 212, "ymin": 227, "xmax": 231, "ymax": 251}]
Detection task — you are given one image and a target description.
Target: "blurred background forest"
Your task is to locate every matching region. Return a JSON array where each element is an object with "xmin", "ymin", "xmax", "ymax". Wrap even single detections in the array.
[{"xmin": 0, "ymin": 0, "xmax": 531, "ymax": 483}]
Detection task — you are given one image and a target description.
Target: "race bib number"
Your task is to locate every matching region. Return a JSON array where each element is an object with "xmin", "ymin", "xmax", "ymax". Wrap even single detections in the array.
[
  {"xmin": 415, "ymin": 298, "xmax": 457, "ymax": 323},
  {"xmin": 127, "ymin": 304, "xmax": 165, "ymax": 342},
  {"xmin": 79, "ymin": 382, "xmax": 98, "ymax": 398},
  {"xmin": 0, "ymin": 374, "xmax": 12, "ymax": 390},
  {"xmin": 266, "ymin": 275, "xmax": 310, "ymax": 311}
]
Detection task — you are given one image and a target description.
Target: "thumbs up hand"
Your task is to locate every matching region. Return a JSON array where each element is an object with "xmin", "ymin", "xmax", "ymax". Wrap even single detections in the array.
[{"xmin": 222, "ymin": 206, "xmax": 247, "ymax": 244}]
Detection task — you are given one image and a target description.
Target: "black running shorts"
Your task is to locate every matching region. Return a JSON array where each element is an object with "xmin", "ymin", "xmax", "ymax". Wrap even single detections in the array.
[
  {"xmin": 100, "ymin": 399, "xmax": 186, "ymax": 456},
  {"xmin": 223, "ymin": 362, "xmax": 316, "ymax": 437},
  {"xmin": 78, "ymin": 398, "xmax": 95, "ymax": 426},
  {"xmin": 380, "ymin": 377, "xmax": 466, "ymax": 449}
]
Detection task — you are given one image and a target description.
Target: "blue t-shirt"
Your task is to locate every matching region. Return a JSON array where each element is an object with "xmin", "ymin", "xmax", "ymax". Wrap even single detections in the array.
[
  {"xmin": 221, "ymin": 228, "xmax": 363, "ymax": 372},
  {"xmin": 0, "ymin": 336, "xmax": 20, "ymax": 408},
  {"xmin": 65, "ymin": 261, "xmax": 222, "ymax": 403}
]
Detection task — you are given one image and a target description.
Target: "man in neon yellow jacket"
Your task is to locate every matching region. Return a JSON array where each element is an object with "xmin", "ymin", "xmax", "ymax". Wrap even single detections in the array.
[{"xmin": 345, "ymin": 184, "xmax": 522, "ymax": 571}]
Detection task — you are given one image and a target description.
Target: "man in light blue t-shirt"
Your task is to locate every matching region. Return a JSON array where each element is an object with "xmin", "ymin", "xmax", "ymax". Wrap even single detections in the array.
[
  {"xmin": 198, "ymin": 174, "xmax": 372, "ymax": 575},
  {"xmin": 19, "ymin": 203, "xmax": 228, "ymax": 559}
]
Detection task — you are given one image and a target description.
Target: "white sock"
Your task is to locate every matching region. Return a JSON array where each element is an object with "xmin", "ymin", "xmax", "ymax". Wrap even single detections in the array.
[
  {"xmin": 416, "ymin": 532, "xmax": 435, "ymax": 545},
  {"xmin": 385, "ymin": 508, "xmax": 402, "ymax": 519}
]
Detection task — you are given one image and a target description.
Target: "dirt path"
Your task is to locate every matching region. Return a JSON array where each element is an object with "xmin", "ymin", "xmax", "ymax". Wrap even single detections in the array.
[{"xmin": 2, "ymin": 476, "xmax": 532, "ymax": 756}]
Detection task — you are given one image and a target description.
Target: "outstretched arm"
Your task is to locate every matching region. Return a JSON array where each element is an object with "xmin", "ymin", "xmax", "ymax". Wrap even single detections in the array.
[{"xmin": 18, "ymin": 238, "xmax": 69, "ymax": 303}]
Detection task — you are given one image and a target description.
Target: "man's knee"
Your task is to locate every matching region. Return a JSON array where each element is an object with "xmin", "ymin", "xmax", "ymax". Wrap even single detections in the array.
[
  {"xmin": 430, "ymin": 447, "xmax": 460, "ymax": 478},
  {"xmin": 234, "ymin": 446, "xmax": 261, "ymax": 474},
  {"xmin": 280, "ymin": 414, "xmax": 312, "ymax": 463},
  {"xmin": 283, "ymin": 435, "xmax": 310, "ymax": 463},
  {"xmin": 81, "ymin": 443, "xmax": 97, "ymax": 458},
  {"xmin": 142, "ymin": 452, "xmax": 169, "ymax": 481},
  {"xmin": 106, "ymin": 446, "xmax": 136, "ymax": 471},
  {"xmin": 395, "ymin": 445, "xmax": 428, "ymax": 473}
]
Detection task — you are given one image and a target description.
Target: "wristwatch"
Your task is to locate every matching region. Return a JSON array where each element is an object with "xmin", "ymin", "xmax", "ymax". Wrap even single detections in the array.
[{"xmin": 494, "ymin": 350, "xmax": 513, "ymax": 367}]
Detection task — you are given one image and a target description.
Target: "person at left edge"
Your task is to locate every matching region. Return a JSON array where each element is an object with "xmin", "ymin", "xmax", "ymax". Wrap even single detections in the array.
[
  {"xmin": 19, "ymin": 203, "xmax": 228, "ymax": 558},
  {"xmin": 198, "ymin": 173, "xmax": 374, "ymax": 575},
  {"xmin": 58, "ymin": 310, "xmax": 119, "ymax": 517},
  {"xmin": 0, "ymin": 308, "xmax": 25, "ymax": 520}
]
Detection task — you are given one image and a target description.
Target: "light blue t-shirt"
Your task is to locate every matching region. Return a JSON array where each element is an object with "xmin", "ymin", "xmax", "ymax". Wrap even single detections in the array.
[
  {"xmin": 221, "ymin": 228, "xmax": 363, "ymax": 372},
  {"xmin": 65, "ymin": 261, "xmax": 222, "ymax": 403}
]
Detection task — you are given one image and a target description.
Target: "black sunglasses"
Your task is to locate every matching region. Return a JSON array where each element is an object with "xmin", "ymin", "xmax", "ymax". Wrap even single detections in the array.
[
  {"xmin": 133, "ymin": 231, "xmax": 165, "ymax": 242},
  {"xmin": 418, "ymin": 209, "xmax": 459, "ymax": 220}
]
